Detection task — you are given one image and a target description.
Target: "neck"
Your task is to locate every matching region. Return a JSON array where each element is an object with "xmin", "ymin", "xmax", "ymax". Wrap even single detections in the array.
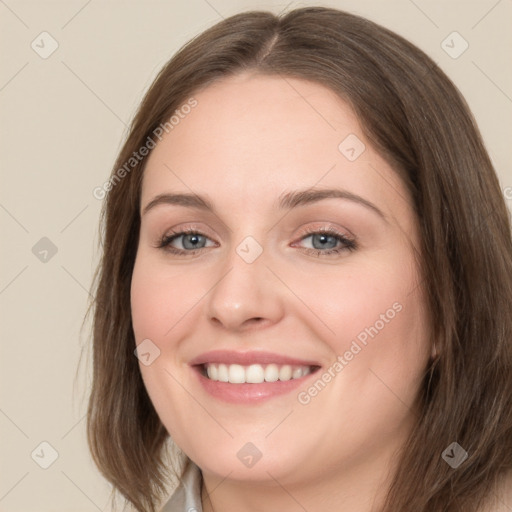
[{"xmin": 200, "ymin": 441, "xmax": 404, "ymax": 512}]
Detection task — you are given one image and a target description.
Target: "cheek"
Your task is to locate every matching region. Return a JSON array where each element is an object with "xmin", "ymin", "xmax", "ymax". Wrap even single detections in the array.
[
  {"xmin": 285, "ymin": 257, "xmax": 429, "ymax": 461},
  {"xmin": 130, "ymin": 256, "xmax": 198, "ymax": 402},
  {"xmin": 130, "ymin": 255, "xmax": 202, "ymax": 343},
  {"xmin": 290, "ymin": 251, "xmax": 430, "ymax": 406},
  {"xmin": 290, "ymin": 252, "xmax": 425, "ymax": 352},
  {"xmin": 130, "ymin": 256, "xmax": 204, "ymax": 438}
]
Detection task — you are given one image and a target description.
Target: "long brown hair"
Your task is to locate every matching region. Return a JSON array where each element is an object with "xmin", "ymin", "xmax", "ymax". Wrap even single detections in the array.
[{"xmin": 86, "ymin": 7, "xmax": 512, "ymax": 512}]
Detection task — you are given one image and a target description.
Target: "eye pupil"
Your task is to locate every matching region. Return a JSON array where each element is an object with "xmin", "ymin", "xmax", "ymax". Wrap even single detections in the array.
[
  {"xmin": 312, "ymin": 233, "xmax": 337, "ymax": 250},
  {"xmin": 183, "ymin": 234, "xmax": 205, "ymax": 250}
]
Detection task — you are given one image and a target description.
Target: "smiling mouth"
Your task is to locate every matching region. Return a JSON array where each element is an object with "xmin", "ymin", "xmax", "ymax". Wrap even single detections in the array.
[{"xmin": 198, "ymin": 363, "xmax": 321, "ymax": 384}]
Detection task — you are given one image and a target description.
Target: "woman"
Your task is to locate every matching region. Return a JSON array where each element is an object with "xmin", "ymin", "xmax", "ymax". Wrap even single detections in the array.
[{"xmin": 86, "ymin": 6, "xmax": 512, "ymax": 512}]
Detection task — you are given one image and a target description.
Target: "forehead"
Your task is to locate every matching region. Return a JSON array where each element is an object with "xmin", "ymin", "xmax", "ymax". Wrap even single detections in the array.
[
  {"xmin": 146, "ymin": 72, "xmax": 362, "ymax": 167},
  {"xmin": 140, "ymin": 73, "xmax": 408, "ymax": 219}
]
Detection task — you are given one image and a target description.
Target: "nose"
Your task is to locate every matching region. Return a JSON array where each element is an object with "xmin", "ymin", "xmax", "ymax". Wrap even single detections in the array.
[{"xmin": 205, "ymin": 241, "xmax": 286, "ymax": 332}]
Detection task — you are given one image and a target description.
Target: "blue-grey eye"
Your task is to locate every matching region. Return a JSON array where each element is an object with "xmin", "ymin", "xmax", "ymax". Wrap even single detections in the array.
[
  {"xmin": 180, "ymin": 233, "xmax": 207, "ymax": 250},
  {"xmin": 307, "ymin": 233, "xmax": 339, "ymax": 250}
]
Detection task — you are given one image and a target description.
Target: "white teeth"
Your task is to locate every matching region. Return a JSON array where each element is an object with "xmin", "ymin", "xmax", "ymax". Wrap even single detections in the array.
[
  {"xmin": 292, "ymin": 367, "xmax": 303, "ymax": 379},
  {"xmin": 228, "ymin": 364, "xmax": 245, "ymax": 384},
  {"xmin": 264, "ymin": 363, "xmax": 279, "ymax": 382},
  {"xmin": 203, "ymin": 363, "xmax": 314, "ymax": 383},
  {"xmin": 207, "ymin": 364, "xmax": 218, "ymax": 380},
  {"xmin": 246, "ymin": 364, "xmax": 265, "ymax": 383},
  {"xmin": 279, "ymin": 365, "xmax": 292, "ymax": 381},
  {"xmin": 217, "ymin": 363, "xmax": 229, "ymax": 382}
]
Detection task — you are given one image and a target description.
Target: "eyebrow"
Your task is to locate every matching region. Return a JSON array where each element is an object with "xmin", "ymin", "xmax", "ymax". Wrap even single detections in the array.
[
  {"xmin": 278, "ymin": 188, "xmax": 386, "ymax": 221},
  {"xmin": 142, "ymin": 187, "xmax": 387, "ymax": 222}
]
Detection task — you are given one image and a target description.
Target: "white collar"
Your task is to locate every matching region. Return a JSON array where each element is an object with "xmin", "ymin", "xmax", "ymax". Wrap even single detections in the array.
[{"xmin": 160, "ymin": 460, "xmax": 203, "ymax": 512}]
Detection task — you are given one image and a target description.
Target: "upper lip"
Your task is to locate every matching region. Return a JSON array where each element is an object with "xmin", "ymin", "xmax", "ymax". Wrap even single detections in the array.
[{"xmin": 189, "ymin": 350, "xmax": 321, "ymax": 367}]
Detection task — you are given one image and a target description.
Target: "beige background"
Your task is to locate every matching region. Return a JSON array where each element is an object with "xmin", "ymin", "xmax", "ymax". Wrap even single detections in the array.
[{"xmin": 0, "ymin": 0, "xmax": 510, "ymax": 510}]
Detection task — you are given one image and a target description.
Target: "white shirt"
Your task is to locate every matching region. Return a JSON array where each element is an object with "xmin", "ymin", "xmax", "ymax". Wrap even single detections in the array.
[{"xmin": 160, "ymin": 461, "xmax": 203, "ymax": 512}]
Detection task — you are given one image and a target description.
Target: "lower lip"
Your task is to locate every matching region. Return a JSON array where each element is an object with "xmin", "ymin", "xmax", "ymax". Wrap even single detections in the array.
[{"xmin": 192, "ymin": 366, "xmax": 319, "ymax": 404}]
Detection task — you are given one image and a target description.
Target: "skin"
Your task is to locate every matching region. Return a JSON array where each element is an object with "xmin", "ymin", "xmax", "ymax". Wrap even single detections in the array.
[{"xmin": 130, "ymin": 72, "xmax": 433, "ymax": 512}]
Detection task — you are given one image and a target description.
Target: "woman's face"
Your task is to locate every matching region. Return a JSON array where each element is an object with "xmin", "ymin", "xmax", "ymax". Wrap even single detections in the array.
[{"xmin": 131, "ymin": 72, "xmax": 432, "ymax": 486}]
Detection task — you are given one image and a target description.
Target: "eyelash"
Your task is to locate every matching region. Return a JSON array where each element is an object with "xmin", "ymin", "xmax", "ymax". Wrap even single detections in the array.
[{"xmin": 156, "ymin": 226, "xmax": 357, "ymax": 258}]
